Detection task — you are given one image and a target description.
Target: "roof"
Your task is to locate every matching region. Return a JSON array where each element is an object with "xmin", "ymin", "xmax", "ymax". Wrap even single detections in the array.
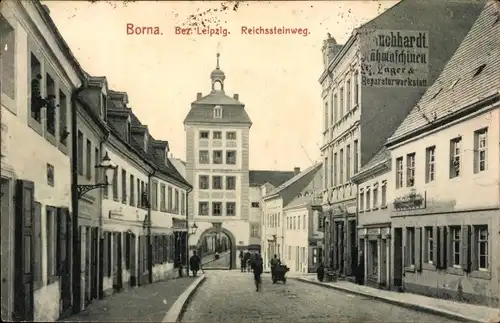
[
  {"xmin": 387, "ymin": 1, "xmax": 500, "ymax": 144},
  {"xmin": 249, "ymin": 170, "xmax": 296, "ymax": 187},
  {"xmin": 351, "ymin": 147, "xmax": 390, "ymax": 183},
  {"xmin": 265, "ymin": 162, "xmax": 323, "ymax": 197},
  {"xmin": 283, "ymin": 192, "xmax": 322, "ymax": 211}
]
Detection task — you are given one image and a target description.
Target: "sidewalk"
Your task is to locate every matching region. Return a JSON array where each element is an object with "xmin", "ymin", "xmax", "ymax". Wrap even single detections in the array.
[
  {"xmin": 296, "ymin": 276, "xmax": 499, "ymax": 323},
  {"xmin": 59, "ymin": 277, "xmax": 198, "ymax": 322}
]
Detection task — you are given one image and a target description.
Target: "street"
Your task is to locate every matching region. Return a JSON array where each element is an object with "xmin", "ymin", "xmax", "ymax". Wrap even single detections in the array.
[{"xmin": 181, "ymin": 271, "xmax": 459, "ymax": 323}]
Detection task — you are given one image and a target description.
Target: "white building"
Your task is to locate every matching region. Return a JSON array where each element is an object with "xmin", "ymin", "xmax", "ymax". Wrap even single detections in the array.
[
  {"xmin": 385, "ymin": 1, "xmax": 499, "ymax": 306},
  {"xmin": 184, "ymin": 54, "xmax": 252, "ymax": 269},
  {"xmin": 261, "ymin": 163, "xmax": 322, "ymax": 272},
  {"xmin": 1, "ymin": 1, "xmax": 83, "ymax": 321}
]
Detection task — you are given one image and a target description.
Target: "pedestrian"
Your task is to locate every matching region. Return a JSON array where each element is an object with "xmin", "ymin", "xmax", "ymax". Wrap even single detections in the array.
[
  {"xmin": 356, "ymin": 251, "xmax": 365, "ymax": 285},
  {"xmin": 270, "ymin": 254, "xmax": 279, "ymax": 282},
  {"xmin": 251, "ymin": 251, "xmax": 264, "ymax": 292},
  {"xmin": 243, "ymin": 251, "xmax": 251, "ymax": 272},
  {"xmin": 316, "ymin": 262, "xmax": 325, "ymax": 282},
  {"xmin": 239, "ymin": 251, "xmax": 245, "ymax": 272},
  {"xmin": 189, "ymin": 250, "xmax": 201, "ymax": 277}
]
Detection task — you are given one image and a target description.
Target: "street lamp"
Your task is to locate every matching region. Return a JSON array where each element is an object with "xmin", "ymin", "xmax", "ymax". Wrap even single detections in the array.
[
  {"xmin": 77, "ymin": 152, "xmax": 117, "ymax": 199},
  {"xmin": 189, "ymin": 222, "xmax": 198, "ymax": 236}
]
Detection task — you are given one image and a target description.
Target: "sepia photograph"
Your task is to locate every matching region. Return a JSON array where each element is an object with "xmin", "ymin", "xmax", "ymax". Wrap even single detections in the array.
[{"xmin": 0, "ymin": 0, "xmax": 499, "ymax": 322}]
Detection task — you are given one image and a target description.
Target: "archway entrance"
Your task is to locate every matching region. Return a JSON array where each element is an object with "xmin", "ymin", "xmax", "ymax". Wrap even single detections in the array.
[{"xmin": 197, "ymin": 227, "xmax": 236, "ymax": 270}]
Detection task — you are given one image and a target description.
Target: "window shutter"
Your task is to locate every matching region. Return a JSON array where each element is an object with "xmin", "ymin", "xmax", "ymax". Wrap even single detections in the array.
[
  {"xmin": 33, "ymin": 202, "xmax": 42, "ymax": 287},
  {"xmin": 432, "ymin": 226, "xmax": 439, "ymax": 266},
  {"xmin": 415, "ymin": 227, "xmax": 422, "ymax": 271},
  {"xmin": 152, "ymin": 236, "xmax": 157, "ymax": 265},
  {"xmin": 80, "ymin": 227, "xmax": 86, "ymax": 272},
  {"xmin": 130, "ymin": 234, "xmax": 136, "ymax": 275},
  {"xmin": 470, "ymin": 227, "xmax": 478, "ymax": 271},
  {"xmin": 461, "ymin": 225, "xmax": 470, "ymax": 271},
  {"xmin": 446, "ymin": 227, "xmax": 452, "ymax": 268},
  {"xmin": 170, "ymin": 234, "xmax": 175, "ymax": 262},
  {"xmin": 163, "ymin": 235, "xmax": 168, "ymax": 262},
  {"xmin": 103, "ymin": 232, "xmax": 108, "ymax": 277},
  {"xmin": 331, "ymin": 223, "xmax": 337, "ymax": 266},
  {"xmin": 138, "ymin": 237, "xmax": 144, "ymax": 275},
  {"xmin": 438, "ymin": 226, "xmax": 446, "ymax": 269},
  {"xmin": 160, "ymin": 235, "xmax": 165, "ymax": 263}
]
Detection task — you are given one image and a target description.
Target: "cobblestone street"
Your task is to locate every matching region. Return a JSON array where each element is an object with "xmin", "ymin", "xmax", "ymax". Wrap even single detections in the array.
[{"xmin": 181, "ymin": 271, "xmax": 459, "ymax": 323}]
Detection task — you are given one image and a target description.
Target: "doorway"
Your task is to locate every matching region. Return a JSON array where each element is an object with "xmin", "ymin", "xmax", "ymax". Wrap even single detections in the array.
[
  {"xmin": 13, "ymin": 180, "xmax": 35, "ymax": 321},
  {"xmin": 393, "ymin": 228, "xmax": 403, "ymax": 289},
  {"xmin": 113, "ymin": 233, "xmax": 123, "ymax": 291},
  {"xmin": 91, "ymin": 227, "xmax": 98, "ymax": 300},
  {"xmin": 349, "ymin": 220, "xmax": 357, "ymax": 276},
  {"xmin": 57, "ymin": 208, "xmax": 72, "ymax": 317},
  {"xmin": 1, "ymin": 177, "xmax": 13, "ymax": 321}
]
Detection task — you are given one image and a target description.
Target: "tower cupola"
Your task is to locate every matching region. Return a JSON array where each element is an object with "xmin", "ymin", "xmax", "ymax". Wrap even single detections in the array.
[{"xmin": 210, "ymin": 53, "xmax": 226, "ymax": 92}]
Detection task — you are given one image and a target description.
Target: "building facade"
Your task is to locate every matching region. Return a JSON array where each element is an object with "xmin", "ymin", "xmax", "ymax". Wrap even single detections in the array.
[
  {"xmin": 351, "ymin": 147, "xmax": 392, "ymax": 289},
  {"xmin": 318, "ymin": 0, "xmax": 486, "ymax": 279},
  {"xmin": 385, "ymin": 1, "xmax": 499, "ymax": 307},
  {"xmin": 184, "ymin": 54, "xmax": 252, "ymax": 269}
]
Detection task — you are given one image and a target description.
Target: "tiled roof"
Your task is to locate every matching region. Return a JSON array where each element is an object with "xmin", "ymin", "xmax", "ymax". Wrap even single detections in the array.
[
  {"xmin": 249, "ymin": 170, "xmax": 295, "ymax": 187},
  {"xmin": 387, "ymin": 1, "xmax": 500, "ymax": 143},
  {"xmin": 266, "ymin": 162, "xmax": 323, "ymax": 197},
  {"xmin": 355, "ymin": 146, "xmax": 390, "ymax": 176},
  {"xmin": 284, "ymin": 194, "xmax": 315, "ymax": 210},
  {"xmin": 184, "ymin": 91, "xmax": 252, "ymax": 125}
]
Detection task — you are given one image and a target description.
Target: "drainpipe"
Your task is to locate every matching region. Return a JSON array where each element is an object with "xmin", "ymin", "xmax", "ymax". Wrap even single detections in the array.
[
  {"xmin": 185, "ymin": 190, "xmax": 190, "ymax": 276},
  {"xmin": 98, "ymin": 133, "xmax": 110, "ymax": 236},
  {"xmin": 147, "ymin": 170, "xmax": 156, "ymax": 284},
  {"xmin": 71, "ymin": 79, "xmax": 87, "ymax": 314}
]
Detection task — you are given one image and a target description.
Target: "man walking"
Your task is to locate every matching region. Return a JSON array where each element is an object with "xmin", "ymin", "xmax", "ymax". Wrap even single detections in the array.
[
  {"xmin": 270, "ymin": 254, "xmax": 280, "ymax": 282},
  {"xmin": 189, "ymin": 250, "xmax": 201, "ymax": 277},
  {"xmin": 251, "ymin": 251, "xmax": 264, "ymax": 292}
]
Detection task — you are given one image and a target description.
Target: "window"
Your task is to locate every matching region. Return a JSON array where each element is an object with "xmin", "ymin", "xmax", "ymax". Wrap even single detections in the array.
[
  {"xmin": 199, "ymin": 175, "xmax": 209, "ymax": 189},
  {"xmin": 359, "ymin": 191, "xmax": 364, "ymax": 211},
  {"xmin": 151, "ymin": 181, "xmax": 158, "ymax": 210},
  {"xmin": 199, "ymin": 150, "xmax": 209, "ymax": 164},
  {"xmin": 333, "ymin": 94, "xmax": 338, "ymax": 123},
  {"xmin": 181, "ymin": 192, "xmax": 186, "ymax": 215},
  {"xmin": 213, "ymin": 131, "xmax": 222, "ymax": 139},
  {"xmin": 450, "ymin": 226, "xmax": 461, "ymax": 267},
  {"xmin": 126, "ymin": 121, "xmax": 131, "ymax": 143},
  {"xmin": 94, "ymin": 147, "xmax": 100, "ymax": 183},
  {"xmin": 365, "ymin": 188, "xmax": 371, "ymax": 210},
  {"xmin": 424, "ymin": 227, "xmax": 434, "ymax": 264},
  {"xmin": 137, "ymin": 178, "xmax": 140, "ymax": 206},
  {"xmin": 140, "ymin": 181, "xmax": 145, "ymax": 207},
  {"xmin": 227, "ymin": 132, "xmax": 236, "ymax": 140},
  {"xmin": 353, "ymin": 71, "xmax": 359, "ymax": 106},
  {"xmin": 330, "ymin": 93, "xmax": 335, "ymax": 126},
  {"xmin": 251, "ymin": 202, "xmax": 260, "ymax": 208},
  {"xmin": 1, "ymin": 14, "xmax": 15, "ymax": 103},
  {"xmin": 339, "ymin": 149, "xmax": 344, "ymax": 184},
  {"xmin": 474, "ymin": 128, "xmax": 488, "ymax": 173},
  {"xmin": 324, "ymin": 101, "xmax": 329, "ymax": 129},
  {"xmin": 198, "ymin": 202, "xmax": 209, "ymax": 215},
  {"xmin": 214, "ymin": 106, "xmax": 222, "ymax": 118},
  {"xmin": 160, "ymin": 184, "xmax": 166, "ymax": 211},
  {"xmin": 200, "ymin": 131, "xmax": 209, "ymax": 139},
  {"xmin": 121, "ymin": 169, "xmax": 127, "ymax": 203},
  {"xmin": 59, "ymin": 90, "xmax": 68, "ymax": 145},
  {"xmin": 369, "ymin": 240, "xmax": 378, "ymax": 276},
  {"xmin": 46, "ymin": 208, "xmax": 56, "ymax": 280},
  {"xmin": 406, "ymin": 153, "xmax": 415, "ymax": 187},
  {"xmin": 213, "ymin": 150, "xmax": 223, "ymax": 164},
  {"xmin": 339, "ymin": 87, "xmax": 344, "ymax": 117},
  {"xmin": 293, "ymin": 217, "xmax": 296, "ymax": 230},
  {"xmin": 226, "ymin": 176, "xmax": 236, "ymax": 190},
  {"xmin": 212, "ymin": 202, "xmax": 222, "ymax": 216},
  {"xmin": 130, "ymin": 175, "xmax": 136, "ymax": 206},
  {"xmin": 250, "ymin": 224, "xmax": 259, "ymax": 237},
  {"xmin": 346, "ymin": 145, "xmax": 351, "ymax": 181},
  {"xmin": 396, "ymin": 157, "xmax": 403, "ymax": 188},
  {"xmin": 381, "ymin": 181, "xmax": 387, "ymax": 207},
  {"xmin": 45, "ymin": 74, "xmax": 56, "ymax": 136},
  {"xmin": 426, "ymin": 146, "xmax": 436, "ymax": 183},
  {"xmin": 475, "ymin": 225, "xmax": 489, "ymax": 270},
  {"xmin": 212, "ymin": 176, "xmax": 222, "ymax": 189},
  {"xmin": 353, "ymin": 140, "xmax": 359, "ymax": 174},
  {"xmin": 450, "ymin": 137, "xmax": 461, "ymax": 178},
  {"xmin": 406, "ymin": 227, "xmax": 415, "ymax": 266},
  {"xmin": 226, "ymin": 202, "xmax": 236, "ymax": 216},
  {"xmin": 346, "ymin": 79, "xmax": 351, "ymax": 111},
  {"xmin": 77, "ymin": 131, "xmax": 84, "ymax": 175},
  {"xmin": 324, "ymin": 157, "xmax": 329, "ymax": 188},
  {"xmin": 30, "ymin": 53, "xmax": 42, "ymax": 122},
  {"xmin": 174, "ymin": 189, "xmax": 179, "ymax": 212},
  {"xmin": 112, "ymin": 167, "xmax": 118, "ymax": 200},
  {"xmin": 86, "ymin": 140, "xmax": 92, "ymax": 180},
  {"xmin": 303, "ymin": 214, "xmax": 306, "ymax": 230},
  {"xmin": 333, "ymin": 152, "xmax": 338, "ymax": 186},
  {"xmin": 167, "ymin": 187, "xmax": 173, "ymax": 211},
  {"xmin": 226, "ymin": 151, "xmax": 236, "ymax": 164},
  {"xmin": 372, "ymin": 185, "xmax": 378, "ymax": 208}
]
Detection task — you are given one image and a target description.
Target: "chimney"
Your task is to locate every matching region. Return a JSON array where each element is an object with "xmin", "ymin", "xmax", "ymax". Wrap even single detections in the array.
[
  {"xmin": 197, "ymin": 92, "xmax": 202, "ymax": 100},
  {"xmin": 294, "ymin": 167, "xmax": 300, "ymax": 175},
  {"xmin": 233, "ymin": 93, "xmax": 239, "ymax": 100},
  {"xmin": 42, "ymin": 4, "xmax": 50, "ymax": 14}
]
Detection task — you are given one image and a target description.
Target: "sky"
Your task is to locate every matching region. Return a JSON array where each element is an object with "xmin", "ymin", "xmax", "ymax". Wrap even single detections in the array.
[{"xmin": 43, "ymin": 0, "xmax": 398, "ymax": 172}]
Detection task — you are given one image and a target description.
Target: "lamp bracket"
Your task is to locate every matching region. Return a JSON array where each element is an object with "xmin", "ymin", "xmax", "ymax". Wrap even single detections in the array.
[{"xmin": 77, "ymin": 183, "xmax": 108, "ymax": 199}]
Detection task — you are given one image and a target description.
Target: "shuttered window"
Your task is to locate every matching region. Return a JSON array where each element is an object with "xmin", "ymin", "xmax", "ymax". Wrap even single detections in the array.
[
  {"xmin": 461, "ymin": 225, "xmax": 471, "ymax": 272},
  {"xmin": 438, "ymin": 226, "xmax": 447, "ymax": 269},
  {"xmin": 33, "ymin": 202, "xmax": 42, "ymax": 290},
  {"xmin": 415, "ymin": 227, "xmax": 422, "ymax": 271}
]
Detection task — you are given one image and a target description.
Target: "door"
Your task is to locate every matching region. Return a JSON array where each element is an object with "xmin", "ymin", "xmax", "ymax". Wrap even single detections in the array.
[
  {"xmin": 13, "ymin": 180, "xmax": 35, "ymax": 321},
  {"xmin": 91, "ymin": 227, "xmax": 98, "ymax": 300},
  {"xmin": 393, "ymin": 228, "xmax": 403, "ymax": 288},
  {"xmin": 98, "ymin": 234, "xmax": 104, "ymax": 299},
  {"xmin": 349, "ymin": 220, "xmax": 357, "ymax": 276},
  {"xmin": 130, "ymin": 234, "xmax": 136, "ymax": 286},
  {"xmin": 1, "ymin": 178, "xmax": 13, "ymax": 321},
  {"xmin": 85, "ymin": 227, "xmax": 91, "ymax": 305},
  {"xmin": 114, "ymin": 233, "xmax": 123, "ymax": 291},
  {"xmin": 56, "ymin": 207, "xmax": 72, "ymax": 316}
]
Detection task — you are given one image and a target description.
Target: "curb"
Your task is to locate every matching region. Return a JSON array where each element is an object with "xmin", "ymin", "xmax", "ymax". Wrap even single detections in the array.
[
  {"xmin": 162, "ymin": 275, "xmax": 206, "ymax": 323},
  {"xmin": 295, "ymin": 278, "xmax": 483, "ymax": 323}
]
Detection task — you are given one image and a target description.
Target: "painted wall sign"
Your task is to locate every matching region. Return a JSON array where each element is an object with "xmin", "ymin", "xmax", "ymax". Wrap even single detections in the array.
[
  {"xmin": 393, "ymin": 190, "xmax": 426, "ymax": 210},
  {"xmin": 173, "ymin": 218, "xmax": 187, "ymax": 229},
  {"xmin": 359, "ymin": 29, "xmax": 429, "ymax": 87}
]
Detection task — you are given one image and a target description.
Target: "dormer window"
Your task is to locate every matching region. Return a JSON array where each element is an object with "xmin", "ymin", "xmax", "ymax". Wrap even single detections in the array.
[
  {"xmin": 214, "ymin": 106, "xmax": 222, "ymax": 118},
  {"xmin": 101, "ymin": 93, "xmax": 107, "ymax": 122},
  {"xmin": 143, "ymin": 135, "xmax": 148, "ymax": 153}
]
